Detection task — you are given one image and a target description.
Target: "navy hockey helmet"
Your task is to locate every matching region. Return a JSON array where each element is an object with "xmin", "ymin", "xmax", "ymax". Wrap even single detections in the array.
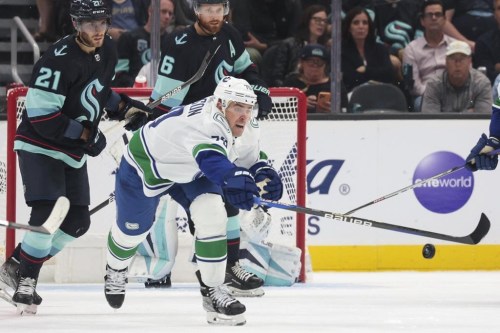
[
  {"xmin": 193, "ymin": 0, "xmax": 230, "ymax": 16},
  {"xmin": 70, "ymin": 0, "xmax": 111, "ymax": 22}
]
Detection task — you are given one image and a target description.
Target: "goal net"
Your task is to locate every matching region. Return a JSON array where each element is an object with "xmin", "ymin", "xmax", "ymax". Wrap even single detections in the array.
[{"xmin": 1, "ymin": 87, "xmax": 307, "ymax": 282}]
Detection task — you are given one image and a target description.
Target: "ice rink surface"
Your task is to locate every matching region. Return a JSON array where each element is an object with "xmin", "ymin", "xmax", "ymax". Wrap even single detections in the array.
[{"xmin": 1, "ymin": 271, "xmax": 499, "ymax": 332}]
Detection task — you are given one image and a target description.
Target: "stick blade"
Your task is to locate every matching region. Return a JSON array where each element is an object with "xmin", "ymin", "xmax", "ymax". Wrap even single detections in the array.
[
  {"xmin": 39, "ymin": 196, "xmax": 70, "ymax": 234},
  {"xmin": 466, "ymin": 213, "xmax": 490, "ymax": 244}
]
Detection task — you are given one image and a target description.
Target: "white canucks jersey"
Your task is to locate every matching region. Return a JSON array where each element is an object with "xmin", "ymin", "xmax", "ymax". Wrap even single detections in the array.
[{"xmin": 125, "ymin": 96, "xmax": 263, "ymax": 197}]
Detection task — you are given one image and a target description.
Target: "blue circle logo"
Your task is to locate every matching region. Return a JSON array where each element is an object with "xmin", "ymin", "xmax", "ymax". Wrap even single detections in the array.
[{"xmin": 413, "ymin": 151, "xmax": 474, "ymax": 214}]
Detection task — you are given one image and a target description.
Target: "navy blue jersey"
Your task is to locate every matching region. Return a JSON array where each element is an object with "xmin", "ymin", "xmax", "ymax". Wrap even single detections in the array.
[
  {"xmin": 151, "ymin": 22, "xmax": 266, "ymax": 111},
  {"xmin": 113, "ymin": 27, "xmax": 170, "ymax": 87},
  {"xmin": 14, "ymin": 34, "xmax": 117, "ymax": 168}
]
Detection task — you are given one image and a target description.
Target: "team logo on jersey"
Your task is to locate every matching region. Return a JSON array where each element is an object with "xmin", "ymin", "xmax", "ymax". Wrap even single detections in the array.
[
  {"xmin": 175, "ymin": 33, "xmax": 187, "ymax": 45},
  {"xmin": 81, "ymin": 79, "xmax": 104, "ymax": 121},
  {"xmin": 141, "ymin": 49, "xmax": 151, "ymax": 65},
  {"xmin": 137, "ymin": 39, "xmax": 148, "ymax": 52},
  {"xmin": 213, "ymin": 112, "xmax": 230, "ymax": 133},
  {"xmin": 215, "ymin": 61, "xmax": 233, "ymax": 83},
  {"xmin": 54, "ymin": 45, "xmax": 68, "ymax": 56}
]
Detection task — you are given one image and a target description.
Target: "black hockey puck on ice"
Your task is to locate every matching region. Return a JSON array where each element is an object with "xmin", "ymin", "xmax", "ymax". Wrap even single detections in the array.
[{"xmin": 422, "ymin": 244, "xmax": 436, "ymax": 259}]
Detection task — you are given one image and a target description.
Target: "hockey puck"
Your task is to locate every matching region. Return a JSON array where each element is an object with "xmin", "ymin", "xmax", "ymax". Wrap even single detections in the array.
[{"xmin": 422, "ymin": 244, "xmax": 436, "ymax": 259}]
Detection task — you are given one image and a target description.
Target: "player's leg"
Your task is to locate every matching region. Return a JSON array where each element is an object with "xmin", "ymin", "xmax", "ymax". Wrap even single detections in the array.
[
  {"xmin": 175, "ymin": 178, "xmax": 246, "ymax": 325},
  {"xmin": 7, "ymin": 151, "xmax": 91, "ymax": 314},
  {"xmin": 224, "ymin": 201, "xmax": 264, "ymax": 297},
  {"xmin": 105, "ymin": 158, "xmax": 160, "ymax": 309}
]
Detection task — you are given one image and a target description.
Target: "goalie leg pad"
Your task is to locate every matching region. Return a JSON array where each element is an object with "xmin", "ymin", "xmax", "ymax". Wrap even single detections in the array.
[
  {"xmin": 265, "ymin": 243, "xmax": 302, "ymax": 286},
  {"xmin": 191, "ymin": 193, "xmax": 227, "ymax": 287}
]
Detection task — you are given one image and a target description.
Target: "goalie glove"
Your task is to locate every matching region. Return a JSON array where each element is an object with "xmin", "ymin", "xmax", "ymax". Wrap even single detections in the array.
[
  {"xmin": 465, "ymin": 133, "xmax": 500, "ymax": 171},
  {"xmin": 240, "ymin": 206, "xmax": 272, "ymax": 242}
]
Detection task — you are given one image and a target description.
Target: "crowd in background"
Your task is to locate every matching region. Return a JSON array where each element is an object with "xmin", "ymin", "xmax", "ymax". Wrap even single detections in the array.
[{"xmin": 12, "ymin": 0, "xmax": 500, "ymax": 113}]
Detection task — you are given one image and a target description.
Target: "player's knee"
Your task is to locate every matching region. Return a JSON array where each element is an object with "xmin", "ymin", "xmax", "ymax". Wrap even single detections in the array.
[
  {"xmin": 59, "ymin": 205, "xmax": 91, "ymax": 238},
  {"xmin": 190, "ymin": 193, "xmax": 227, "ymax": 238},
  {"xmin": 28, "ymin": 201, "xmax": 57, "ymax": 227}
]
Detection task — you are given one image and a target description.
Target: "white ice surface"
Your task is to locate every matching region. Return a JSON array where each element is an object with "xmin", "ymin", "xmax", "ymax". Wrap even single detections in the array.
[{"xmin": 1, "ymin": 271, "xmax": 499, "ymax": 332}]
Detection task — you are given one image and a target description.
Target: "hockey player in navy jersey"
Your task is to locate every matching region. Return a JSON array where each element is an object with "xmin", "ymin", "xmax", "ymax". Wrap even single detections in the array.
[
  {"xmin": 137, "ymin": 0, "xmax": 272, "ymax": 296},
  {"xmin": 0, "ymin": 0, "xmax": 151, "ymax": 314},
  {"xmin": 104, "ymin": 76, "xmax": 283, "ymax": 325}
]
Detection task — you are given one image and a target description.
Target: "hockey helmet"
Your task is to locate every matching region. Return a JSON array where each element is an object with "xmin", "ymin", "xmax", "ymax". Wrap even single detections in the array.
[
  {"xmin": 214, "ymin": 76, "xmax": 257, "ymax": 114},
  {"xmin": 193, "ymin": 0, "xmax": 230, "ymax": 16},
  {"xmin": 70, "ymin": 0, "xmax": 111, "ymax": 22}
]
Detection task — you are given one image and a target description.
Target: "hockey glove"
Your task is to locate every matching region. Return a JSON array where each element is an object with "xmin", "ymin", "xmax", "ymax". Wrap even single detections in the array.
[
  {"xmin": 223, "ymin": 167, "xmax": 260, "ymax": 211},
  {"xmin": 120, "ymin": 94, "xmax": 152, "ymax": 131},
  {"xmin": 465, "ymin": 133, "xmax": 500, "ymax": 171},
  {"xmin": 252, "ymin": 84, "xmax": 272, "ymax": 119},
  {"xmin": 251, "ymin": 163, "xmax": 283, "ymax": 201},
  {"xmin": 84, "ymin": 129, "xmax": 106, "ymax": 157}
]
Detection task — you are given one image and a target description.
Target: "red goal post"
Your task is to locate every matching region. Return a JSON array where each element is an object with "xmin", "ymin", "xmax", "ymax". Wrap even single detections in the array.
[{"xmin": 3, "ymin": 86, "xmax": 308, "ymax": 282}]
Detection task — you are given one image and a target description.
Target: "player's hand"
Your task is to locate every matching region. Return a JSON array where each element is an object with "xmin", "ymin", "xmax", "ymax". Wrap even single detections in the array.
[
  {"xmin": 252, "ymin": 85, "xmax": 272, "ymax": 119},
  {"xmin": 84, "ymin": 129, "xmax": 106, "ymax": 157},
  {"xmin": 120, "ymin": 94, "xmax": 152, "ymax": 131},
  {"xmin": 465, "ymin": 133, "xmax": 500, "ymax": 171},
  {"xmin": 223, "ymin": 167, "xmax": 260, "ymax": 211},
  {"xmin": 253, "ymin": 165, "xmax": 283, "ymax": 201}
]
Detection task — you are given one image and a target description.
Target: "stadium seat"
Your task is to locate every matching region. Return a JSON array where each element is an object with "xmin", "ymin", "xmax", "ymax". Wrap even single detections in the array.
[{"xmin": 348, "ymin": 82, "xmax": 408, "ymax": 113}]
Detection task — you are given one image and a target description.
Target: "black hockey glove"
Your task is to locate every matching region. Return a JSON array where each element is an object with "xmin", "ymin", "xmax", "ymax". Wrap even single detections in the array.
[
  {"xmin": 120, "ymin": 94, "xmax": 152, "ymax": 131},
  {"xmin": 84, "ymin": 129, "xmax": 106, "ymax": 157},
  {"xmin": 252, "ymin": 84, "xmax": 272, "ymax": 119},
  {"xmin": 223, "ymin": 167, "xmax": 260, "ymax": 211}
]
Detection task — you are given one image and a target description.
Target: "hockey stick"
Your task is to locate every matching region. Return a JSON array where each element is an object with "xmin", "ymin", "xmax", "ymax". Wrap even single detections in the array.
[
  {"xmin": 89, "ymin": 192, "xmax": 115, "ymax": 216},
  {"xmin": 344, "ymin": 149, "xmax": 500, "ymax": 216},
  {"xmin": 0, "ymin": 196, "xmax": 70, "ymax": 234},
  {"xmin": 254, "ymin": 198, "xmax": 490, "ymax": 245}
]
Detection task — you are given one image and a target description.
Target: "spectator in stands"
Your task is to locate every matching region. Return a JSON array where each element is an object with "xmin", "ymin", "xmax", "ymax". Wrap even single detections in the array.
[
  {"xmin": 473, "ymin": 0, "xmax": 500, "ymax": 85},
  {"xmin": 112, "ymin": 0, "xmax": 174, "ymax": 87},
  {"xmin": 443, "ymin": 0, "xmax": 496, "ymax": 52},
  {"xmin": 231, "ymin": 0, "xmax": 302, "ymax": 65},
  {"xmin": 105, "ymin": 0, "xmax": 150, "ymax": 40},
  {"xmin": 403, "ymin": 0, "xmax": 454, "ymax": 112},
  {"xmin": 170, "ymin": 0, "xmax": 197, "ymax": 30},
  {"xmin": 34, "ymin": 0, "xmax": 57, "ymax": 42},
  {"xmin": 422, "ymin": 40, "xmax": 492, "ymax": 113},
  {"xmin": 283, "ymin": 44, "xmax": 348, "ymax": 113},
  {"xmin": 262, "ymin": 5, "xmax": 330, "ymax": 87},
  {"xmin": 341, "ymin": 6, "xmax": 395, "ymax": 93}
]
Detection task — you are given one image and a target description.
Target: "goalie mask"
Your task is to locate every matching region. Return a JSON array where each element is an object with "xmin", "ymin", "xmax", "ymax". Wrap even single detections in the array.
[
  {"xmin": 214, "ymin": 76, "xmax": 258, "ymax": 117},
  {"xmin": 193, "ymin": 0, "xmax": 230, "ymax": 16}
]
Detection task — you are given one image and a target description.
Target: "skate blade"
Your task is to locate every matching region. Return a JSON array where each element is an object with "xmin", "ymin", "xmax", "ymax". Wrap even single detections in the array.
[
  {"xmin": 227, "ymin": 286, "xmax": 265, "ymax": 297},
  {"xmin": 206, "ymin": 312, "xmax": 246, "ymax": 326},
  {"xmin": 0, "ymin": 288, "xmax": 16, "ymax": 307},
  {"xmin": 16, "ymin": 303, "xmax": 37, "ymax": 315}
]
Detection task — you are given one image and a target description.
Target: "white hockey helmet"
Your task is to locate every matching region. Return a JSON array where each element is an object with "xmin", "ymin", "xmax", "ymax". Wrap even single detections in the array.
[{"xmin": 214, "ymin": 76, "xmax": 257, "ymax": 113}]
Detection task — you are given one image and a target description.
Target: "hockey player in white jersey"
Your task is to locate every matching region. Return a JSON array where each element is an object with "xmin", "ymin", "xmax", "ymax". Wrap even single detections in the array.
[{"xmin": 104, "ymin": 76, "xmax": 283, "ymax": 325}]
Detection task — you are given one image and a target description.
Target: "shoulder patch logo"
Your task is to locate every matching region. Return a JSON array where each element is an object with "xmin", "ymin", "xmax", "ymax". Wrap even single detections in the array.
[
  {"xmin": 54, "ymin": 45, "xmax": 68, "ymax": 57},
  {"xmin": 175, "ymin": 33, "xmax": 188, "ymax": 45}
]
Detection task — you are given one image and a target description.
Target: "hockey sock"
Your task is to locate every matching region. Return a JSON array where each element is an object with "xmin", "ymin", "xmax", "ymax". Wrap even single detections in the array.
[
  {"xmin": 19, "ymin": 231, "xmax": 53, "ymax": 279},
  {"xmin": 226, "ymin": 215, "xmax": 240, "ymax": 266},
  {"xmin": 49, "ymin": 229, "xmax": 76, "ymax": 257}
]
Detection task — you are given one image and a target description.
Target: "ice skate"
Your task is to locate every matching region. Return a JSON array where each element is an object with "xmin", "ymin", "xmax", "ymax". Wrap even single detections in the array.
[
  {"xmin": 144, "ymin": 273, "xmax": 171, "ymax": 288},
  {"xmin": 12, "ymin": 276, "xmax": 38, "ymax": 315},
  {"xmin": 0, "ymin": 258, "xmax": 41, "ymax": 314},
  {"xmin": 104, "ymin": 265, "xmax": 128, "ymax": 309},
  {"xmin": 201, "ymin": 284, "xmax": 246, "ymax": 325},
  {"xmin": 225, "ymin": 261, "xmax": 264, "ymax": 297}
]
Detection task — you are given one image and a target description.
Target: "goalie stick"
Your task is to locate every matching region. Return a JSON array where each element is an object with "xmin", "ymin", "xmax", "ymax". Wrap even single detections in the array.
[
  {"xmin": 344, "ymin": 149, "xmax": 500, "ymax": 216},
  {"xmin": 0, "ymin": 196, "xmax": 70, "ymax": 234},
  {"xmin": 254, "ymin": 197, "xmax": 490, "ymax": 245}
]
